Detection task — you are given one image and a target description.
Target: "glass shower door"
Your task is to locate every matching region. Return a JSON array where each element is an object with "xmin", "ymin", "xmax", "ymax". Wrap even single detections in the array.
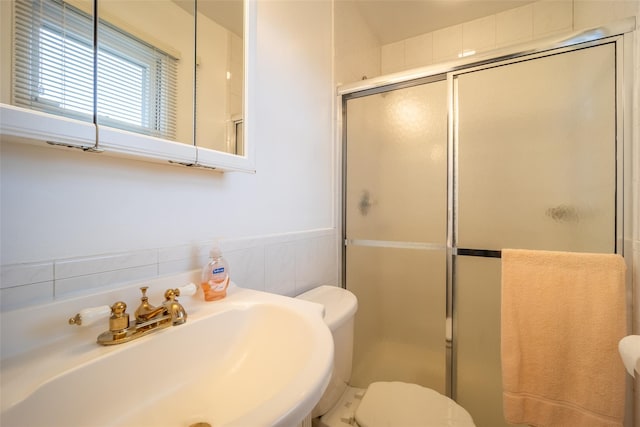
[
  {"xmin": 344, "ymin": 77, "xmax": 449, "ymax": 392},
  {"xmin": 454, "ymin": 42, "xmax": 618, "ymax": 427}
]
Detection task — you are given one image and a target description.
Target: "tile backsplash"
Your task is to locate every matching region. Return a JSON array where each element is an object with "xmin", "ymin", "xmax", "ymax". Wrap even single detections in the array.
[
  {"xmin": 375, "ymin": 0, "xmax": 639, "ymax": 78},
  {"xmin": 0, "ymin": 228, "xmax": 339, "ymax": 311}
]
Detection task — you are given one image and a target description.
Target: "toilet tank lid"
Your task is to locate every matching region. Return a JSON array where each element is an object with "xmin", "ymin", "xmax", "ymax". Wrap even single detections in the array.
[{"xmin": 296, "ymin": 286, "xmax": 357, "ymax": 330}]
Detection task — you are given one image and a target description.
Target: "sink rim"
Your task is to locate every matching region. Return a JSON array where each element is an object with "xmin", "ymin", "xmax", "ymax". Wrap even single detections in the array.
[{"xmin": 1, "ymin": 282, "xmax": 333, "ymax": 427}]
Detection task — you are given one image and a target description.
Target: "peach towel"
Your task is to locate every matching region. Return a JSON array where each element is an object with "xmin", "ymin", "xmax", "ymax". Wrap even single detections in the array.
[{"xmin": 501, "ymin": 249, "xmax": 627, "ymax": 427}]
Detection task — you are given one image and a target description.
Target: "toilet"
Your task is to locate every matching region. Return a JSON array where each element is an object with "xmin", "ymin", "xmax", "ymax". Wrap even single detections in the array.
[{"xmin": 297, "ymin": 285, "xmax": 476, "ymax": 427}]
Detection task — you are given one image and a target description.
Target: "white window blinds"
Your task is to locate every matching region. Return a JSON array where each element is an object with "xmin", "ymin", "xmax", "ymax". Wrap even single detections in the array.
[{"xmin": 13, "ymin": 0, "xmax": 178, "ymax": 140}]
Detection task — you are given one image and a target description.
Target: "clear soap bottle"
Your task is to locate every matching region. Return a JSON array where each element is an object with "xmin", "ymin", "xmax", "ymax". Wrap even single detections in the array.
[{"xmin": 201, "ymin": 246, "xmax": 230, "ymax": 301}]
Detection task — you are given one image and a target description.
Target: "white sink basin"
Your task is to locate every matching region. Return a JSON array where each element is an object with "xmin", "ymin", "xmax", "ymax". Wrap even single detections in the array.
[{"xmin": 0, "ymin": 284, "xmax": 333, "ymax": 427}]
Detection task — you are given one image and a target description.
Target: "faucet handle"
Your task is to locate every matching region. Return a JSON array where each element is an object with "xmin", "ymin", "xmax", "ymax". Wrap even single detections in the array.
[
  {"xmin": 176, "ymin": 282, "xmax": 197, "ymax": 297},
  {"xmin": 68, "ymin": 305, "xmax": 111, "ymax": 326}
]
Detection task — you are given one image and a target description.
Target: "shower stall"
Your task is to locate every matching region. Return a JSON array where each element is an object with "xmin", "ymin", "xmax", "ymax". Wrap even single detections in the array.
[{"xmin": 340, "ymin": 22, "xmax": 633, "ymax": 427}]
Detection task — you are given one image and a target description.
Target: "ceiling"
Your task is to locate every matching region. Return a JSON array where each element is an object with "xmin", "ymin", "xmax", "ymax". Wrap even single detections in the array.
[
  {"xmin": 177, "ymin": 0, "xmax": 537, "ymax": 45},
  {"xmin": 345, "ymin": 0, "xmax": 537, "ymax": 45},
  {"xmin": 173, "ymin": 0, "xmax": 243, "ymax": 37}
]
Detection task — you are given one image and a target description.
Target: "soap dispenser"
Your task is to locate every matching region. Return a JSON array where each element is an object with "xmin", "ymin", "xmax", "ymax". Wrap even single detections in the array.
[{"xmin": 200, "ymin": 246, "xmax": 230, "ymax": 301}]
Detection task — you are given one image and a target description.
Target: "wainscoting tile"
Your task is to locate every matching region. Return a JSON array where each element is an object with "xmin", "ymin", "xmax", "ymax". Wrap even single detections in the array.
[
  {"xmin": 55, "ymin": 249, "xmax": 158, "ymax": 280},
  {"xmin": 158, "ymin": 258, "xmax": 202, "ymax": 277},
  {"xmin": 1, "ymin": 229, "xmax": 338, "ymax": 311},
  {"xmin": 1, "ymin": 281, "xmax": 54, "ymax": 310},
  {"xmin": 158, "ymin": 243, "xmax": 209, "ymax": 276},
  {"xmin": 1, "ymin": 262, "xmax": 54, "ymax": 289},
  {"xmin": 55, "ymin": 265, "xmax": 158, "ymax": 297},
  {"xmin": 295, "ymin": 235, "xmax": 337, "ymax": 295},
  {"xmin": 225, "ymin": 246, "xmax": 265, "ymax": 292},
  {"xmin": 158, "ymin": 244, "xmax": 193, "ymax": 263},
  {"xmin": 265, "ymin": 242, "xmax": 297, "ymax": 296}
]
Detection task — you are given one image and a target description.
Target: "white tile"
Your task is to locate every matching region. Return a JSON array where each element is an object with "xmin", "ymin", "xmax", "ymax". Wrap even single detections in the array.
[
  {"xmin": 574, "ymin": 0, "xmax": 640, "ymax": 31},
  {"xmin": 405, "ymin": 33, "xmax": 433, "ymax": 69},
  {"xmin": 55, "ymin": 249, "xmax": 158, "ymax": 280},
  {"xmin": 433, "ymin": 24, "xmax": 463, "ymax": 62},
  {"xmin": 224, "ymin": 246, "xmax": 265, "ymax": 291},
  {"xmin": 573, "ymin": 0, "xmax": 609, "ymax": 29},
  {"xmin": 158, "ymin": 258, "xmax": 202, "ymax": 277},
  {"xmin": 463, "ymin": 15, "xmax": 496, "ymax": 55},
  {"xmin": 265, "ymin": 242, "xmax": 297, "ymax": 296},
  {"xmin": 54, "ymin": 265, "xmax": 158, "ymax": 297},
  {"xmin": 1, "ymin": 262, "xmax": 54, "ymax": 288},
  {"xmin": 158, "ymin": 244, "xmax": 193, "ymax": 263},
  {"xmin": 381, "ymin": 41, "xmax": 405, "ymax": 74},
  {"xmin": 533, "ymin": 0, "xmax": 573, "ymax": 37},
  {"xmin": 496, "ymin": 4, "xmax": 534, "ymax": 47},
  {"xmin": 1, "ymin": 282, "xmax": 54, "ymax": 310},
  {"xmin": 158, "ymin": 243, "xmax": 208, "ymax": 276},
  {"xmin": 295, "ymin": 235, "xmax": 337, "ymax": 294}
]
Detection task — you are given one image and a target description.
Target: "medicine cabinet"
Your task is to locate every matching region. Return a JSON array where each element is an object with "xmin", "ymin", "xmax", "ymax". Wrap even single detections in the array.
[{"xmin": 0, "ymin": 0, "xmax": 255, "ymax": 173}]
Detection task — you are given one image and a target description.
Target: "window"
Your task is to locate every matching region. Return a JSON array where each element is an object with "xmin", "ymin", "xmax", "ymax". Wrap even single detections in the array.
[{"xmin": 13, "ymin": 0, "xmax": 177, "ymax": 139}]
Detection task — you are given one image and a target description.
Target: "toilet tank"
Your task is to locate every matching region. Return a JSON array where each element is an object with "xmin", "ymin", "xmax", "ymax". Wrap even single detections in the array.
[{"xmin": 297, "ymin": 285, "xmax": 358, "ymax": 418}]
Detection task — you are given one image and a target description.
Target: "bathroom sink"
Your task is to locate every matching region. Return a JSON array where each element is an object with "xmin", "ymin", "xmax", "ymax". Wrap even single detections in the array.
[{"xmin": 0, "ymin": 285, "xmax": 333, "ymax": 427}]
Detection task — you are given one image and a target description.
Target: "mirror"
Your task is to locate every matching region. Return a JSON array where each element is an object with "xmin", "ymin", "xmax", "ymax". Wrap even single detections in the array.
[
  {"xmin": 7, "ymin": 0, "xmax": 96, "ymax": 124},
  {"xmin": 96, "ymin": 0, "xmax": 244, "ymax": 156},
  {"xmin": 194, "ymin": 0, "xmax": 244, "ymax": 155},
  {"xmin": 97, "ymin": 0, "xmax": 196, "ymax": 146}
]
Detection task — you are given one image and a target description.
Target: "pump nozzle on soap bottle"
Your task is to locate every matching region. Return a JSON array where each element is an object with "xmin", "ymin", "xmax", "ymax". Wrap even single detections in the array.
[{"xmin": 201, "ymin": 245, "xmax": 230, "ymax": 301}]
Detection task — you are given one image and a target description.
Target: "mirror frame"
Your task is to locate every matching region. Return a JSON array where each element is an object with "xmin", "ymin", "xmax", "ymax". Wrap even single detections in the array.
[
  {"xmin": 97, "ymin": 0, "xmax": 255, "ymax": 173},
  {"xmin": 0, "ymin": 0, "xmax": 255, "ymax": 174}
]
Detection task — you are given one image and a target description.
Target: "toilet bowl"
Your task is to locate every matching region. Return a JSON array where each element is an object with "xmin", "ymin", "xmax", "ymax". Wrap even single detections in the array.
[{"xmin": 297, "ymin": 285, "xmax": 475, "ymax": 427}]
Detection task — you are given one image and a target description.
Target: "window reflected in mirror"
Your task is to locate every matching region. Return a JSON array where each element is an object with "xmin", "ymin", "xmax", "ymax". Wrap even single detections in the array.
[
  {"xmin": 97, "ymin": 0, "xmax": 196, "ymax": 145},
  {"xmin": 13, "ymin": 0, "xmax": 95, "ymax": 124},
  {"xmin": 11, "ymin": 0, "xmax": 244, "ymax": 156}
]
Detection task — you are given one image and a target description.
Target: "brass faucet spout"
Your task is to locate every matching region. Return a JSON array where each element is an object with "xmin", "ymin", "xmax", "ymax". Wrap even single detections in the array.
[{"xmin": 94, "ymin": 286, "xmax": 188, "ymax": 346}]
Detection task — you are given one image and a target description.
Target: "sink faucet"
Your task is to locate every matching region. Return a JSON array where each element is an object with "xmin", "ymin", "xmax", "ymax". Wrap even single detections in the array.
[{"xmin": 69, "ymin": 286, "xmax": 189, "ymax": 346}]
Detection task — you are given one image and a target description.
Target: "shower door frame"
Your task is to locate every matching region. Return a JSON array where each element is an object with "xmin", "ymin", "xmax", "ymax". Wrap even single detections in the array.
[{"xmin": 338, "ymin": 18, "xmax": 635, "ymax": 400}]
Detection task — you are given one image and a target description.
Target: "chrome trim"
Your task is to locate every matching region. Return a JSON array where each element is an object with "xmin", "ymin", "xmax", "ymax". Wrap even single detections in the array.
[
  {"xmin": 445, "ymin": 72, "xmax": 456, "ymax": 399},
  {"xmin": 92, "ymin": 0, "xmax": 99, "ymax": 150},
  {"xmin": 344, "ymin": 239, "xmax": 446, "ymax": 251},
  {"xmin": 448, "ymin": 73, "xmax": 461, "ymax": 400},
  {"xmin": 341, "ymin": 74, "xmax": 447, "ymax": 101},
  {"xmin": 341, "ymin": 94, "xmax": 348, "ymax": 289}
]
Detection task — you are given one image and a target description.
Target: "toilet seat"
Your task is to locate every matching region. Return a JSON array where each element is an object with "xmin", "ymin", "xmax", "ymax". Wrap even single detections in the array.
[{"xmin": 355, "ymin": 382, "xmax": 476, "ymax": 427}]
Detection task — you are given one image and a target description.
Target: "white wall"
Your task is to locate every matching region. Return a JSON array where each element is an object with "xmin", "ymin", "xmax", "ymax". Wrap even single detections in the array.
[
  {"xmin": 0, "ymin": 0, "xmax": 335, "ymax": 307},
  {"xmin": 334, "ymin": 0, "xmax": 380, "ymax": 85}
]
